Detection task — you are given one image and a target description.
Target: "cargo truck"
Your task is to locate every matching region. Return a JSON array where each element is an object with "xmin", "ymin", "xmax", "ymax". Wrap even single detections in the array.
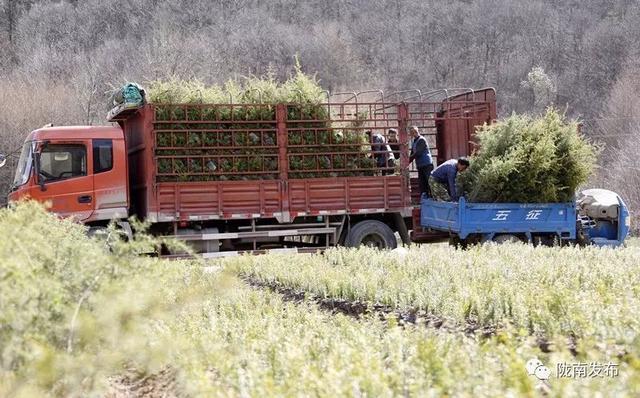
[{"xmin": 7, "ymin": 88, "xmax": 498, "ymax": 256}]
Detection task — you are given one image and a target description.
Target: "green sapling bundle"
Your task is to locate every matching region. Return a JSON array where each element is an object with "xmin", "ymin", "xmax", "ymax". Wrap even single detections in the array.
[
  {"xmin": 148, "ymin": 65, "xmax": 378, "ymax": 182},
  {"xmin": 460, "ymin": 108, "xmax": 598, "ymax": 203}
]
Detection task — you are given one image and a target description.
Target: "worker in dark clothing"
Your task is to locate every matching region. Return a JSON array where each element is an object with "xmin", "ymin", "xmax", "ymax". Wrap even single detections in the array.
[
  {"xmin": 408, "ymin": 126, "xmax": 434, "ymax": 198},
  {"xmin": 429, "ymin": 157, "xmax": 470, "ymax": 201},
  {"xmin": 366, "ymin": 131, "xmax": 395, "ymax": 174},
  {"xmin": 387, "ymin": 128, "xmax": 401, "ymax": 162}
]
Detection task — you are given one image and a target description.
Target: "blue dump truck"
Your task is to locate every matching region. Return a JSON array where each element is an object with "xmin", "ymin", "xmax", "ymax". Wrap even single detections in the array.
[{"xmin": 421, "ymin": 189, "xmax": 630, "ymax": 247}]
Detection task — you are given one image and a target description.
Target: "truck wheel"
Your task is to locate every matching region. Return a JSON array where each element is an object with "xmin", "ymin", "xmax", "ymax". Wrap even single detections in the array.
[
  {"xmin": 492, "ymin": 234, "xmax": 523, "ymax": 244},
  {"xmin": 448, "ymin": 236, "xmax": 468, "ymax": 249},
  {"xmin": 87, "ymin": 226, "xmax": 123, "ymax": 251},
  {"xmin": 346, "ymin": 220, "xmax": 397, "ymax": 249}
]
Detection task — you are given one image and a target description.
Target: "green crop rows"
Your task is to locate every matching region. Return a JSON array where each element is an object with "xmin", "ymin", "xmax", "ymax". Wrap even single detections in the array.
[
  {"xmin": 230, "ymin": 245, "xmax": 640, "ymax": 341},
  {"xmin": 2, "ymin": 203, "xmax": 638, "ymax": 396}
]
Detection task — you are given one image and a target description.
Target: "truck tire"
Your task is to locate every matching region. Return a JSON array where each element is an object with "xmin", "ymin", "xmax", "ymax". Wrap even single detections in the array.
[
  {"xmin": 448, "ymin": 236, "xmax": 468, "ymax": 249},
  {"xmin": 87, "ymin": 226, "xmax": 123, "ymax": 252},
  {"xmin": 346, "ymin": 220, "xmax": 397, "ymax": 249},
  {"xmin": 492, "ymin": 234, "xmax": 524, "ymax": 244}
]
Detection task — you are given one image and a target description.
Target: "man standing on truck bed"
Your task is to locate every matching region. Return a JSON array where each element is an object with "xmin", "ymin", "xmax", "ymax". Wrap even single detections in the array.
[
  {"xmin": 367, "ymin": 130, "xmax": 395, "ymax": 175},
  {"xmin": 408, "ymin": 126, "xmax": 434, "ymax": 198},
  {"xmin": 429, "ymin": 158, "xmax": 470, "ymax": 202},
  {"xmin": 387, "ymin": 128, "xmax": 401, "ymax": 161}
]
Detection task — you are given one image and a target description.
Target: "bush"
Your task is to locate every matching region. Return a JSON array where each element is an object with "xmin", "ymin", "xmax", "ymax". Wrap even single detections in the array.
[
  {"xmin": 0, "ymin": 202, "xmax": 201, "ymax": 396},
  {"xmin": 460, "ymin": 108, "xmax": 598, "ymax": 203}
]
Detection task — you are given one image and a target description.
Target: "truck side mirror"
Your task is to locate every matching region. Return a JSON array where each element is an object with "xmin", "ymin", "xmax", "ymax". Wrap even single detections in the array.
[{"xmin": 0, "ymin": 154, "xmax": 6, "ymax": 168}]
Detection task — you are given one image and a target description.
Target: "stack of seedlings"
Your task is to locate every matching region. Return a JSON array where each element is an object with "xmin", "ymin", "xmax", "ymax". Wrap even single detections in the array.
[
  {"xmin": 286, "ymin": 109, "xmax": 376, "ymax": 179},
  {"xmin": 149, "ymin": 66, "xmax": 377, "ymax": 182},
  {"xmin": 460, "ymin": 108, "xmax": 598, "ymax": 203}
]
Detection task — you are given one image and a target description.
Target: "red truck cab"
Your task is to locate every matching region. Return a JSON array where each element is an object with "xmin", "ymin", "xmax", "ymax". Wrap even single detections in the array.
[{"xmin": 8, "ymin": 126, "xmax": 129, "ymax": 224}]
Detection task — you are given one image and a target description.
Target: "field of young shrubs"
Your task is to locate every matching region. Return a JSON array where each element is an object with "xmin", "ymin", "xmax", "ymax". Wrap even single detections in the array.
[{"xmin": 1, "ymin": 203, "xmax": 638, "ymax": 397}]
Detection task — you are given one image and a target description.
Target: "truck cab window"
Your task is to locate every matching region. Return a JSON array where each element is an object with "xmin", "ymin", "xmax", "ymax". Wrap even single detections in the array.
[
  {"xmin": 12, "ymin": 142, "xmax": 33, "ymax": 188},
  {"xmin": 93, "ymin": 139, "xmax": 113, "ymax": 173},
  {"xmin": 39, "ymin": 145, "xmax": 87, "ymax": 182}
]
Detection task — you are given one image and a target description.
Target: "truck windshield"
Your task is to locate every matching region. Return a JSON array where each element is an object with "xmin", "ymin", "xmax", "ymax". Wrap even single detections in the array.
[{"xmin": 12, "ymin": 142, "xmax": 33, "ymax": 188}]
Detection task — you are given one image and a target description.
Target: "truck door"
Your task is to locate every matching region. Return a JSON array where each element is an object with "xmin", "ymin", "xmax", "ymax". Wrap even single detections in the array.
[
  {"xmin": 37, "ymin": 141, "xmax": 94, "ymax": 221},
  {"xmin": 91, "ymin": 138, "xmax": 129, "ymax": 221}
]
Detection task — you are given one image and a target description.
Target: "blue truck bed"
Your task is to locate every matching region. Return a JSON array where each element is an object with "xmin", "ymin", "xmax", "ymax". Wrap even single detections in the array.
[{"xmin": 420, "ymin": 197, "xmax": 577, "ymax": 242}]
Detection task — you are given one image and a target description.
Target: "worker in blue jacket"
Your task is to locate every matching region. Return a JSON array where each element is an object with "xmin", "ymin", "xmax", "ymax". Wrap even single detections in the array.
[
  {"xmin": 366, "ymin": 131, "xmax": 396, "ymax": 175},
  {"xmin": 430, "ymin": 157, "xmax": 470, "ymax": 201},
  {"xmin": 408, "ymin": 126, "xmax": 434, "ymax": 198}
]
